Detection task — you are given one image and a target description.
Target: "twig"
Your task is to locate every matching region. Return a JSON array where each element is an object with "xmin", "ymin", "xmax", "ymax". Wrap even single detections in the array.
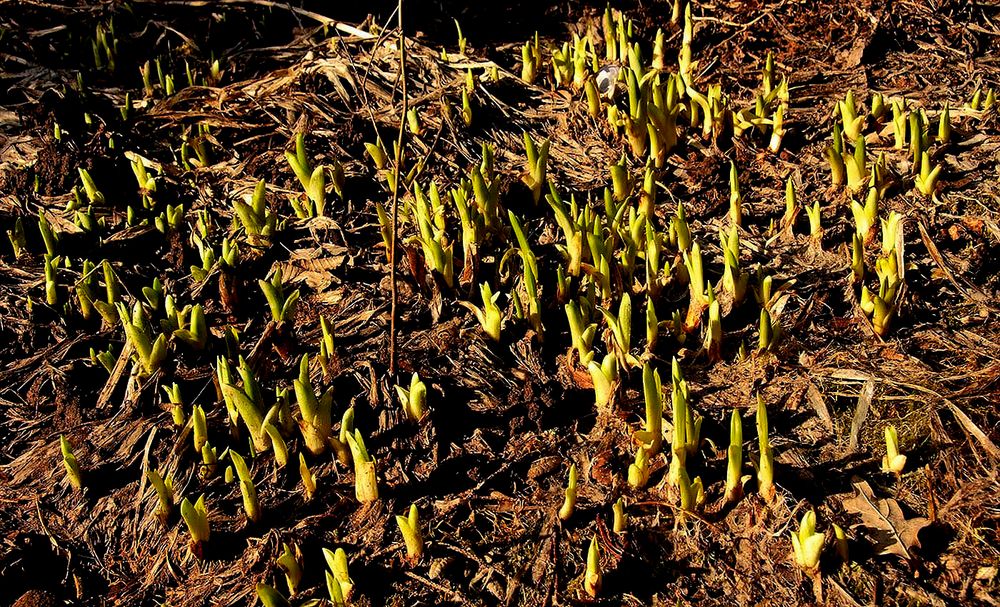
[{"xmin": 388, "ymin": 0, "xmax": 407, "ymax": 375}]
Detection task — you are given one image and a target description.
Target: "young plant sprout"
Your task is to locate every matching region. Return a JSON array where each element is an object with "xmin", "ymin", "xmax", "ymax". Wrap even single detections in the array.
[
  {"xmin": 147, "ymin": 468, "xmax": 174, "ymax": 525},
  {"xmin": 221, "ymin": 362, "xmax": 271, "ymax": 453},
  {"xmin": 180, "ymin": 495, "xmax": 210, "ymax": 557},
  {"xmin": 635, "ymin": 363, "xmax": 664, "ymax": 454},
  {"xmin": 721, "ymin": 225, "xmax": 747, "ymax": 303},
  {"xmin": 703, "ymin": 286, "xmax": 722, "ymax": 361},
  {"xmin": 838, "ymin": 91, "xmax": 864, "ymax": 141},
  {"xmin": 324, "ymin": 547, "xmax": 354, "ymax": 605},
  {"xmin": 298, "ymin": 453, "xmax": 316, "ymax": 501},
  {"xmin": 318, "ymin": 316, "xmax": 336, "ymax": 376},
  {"xmin": 913, "ymin": 151, "xmax": 941, "ymax": 197},
  {"xmin": 677, "ymin": 462, "xmax": 705, "ymax": 519},
  {"xmin": 558, "ymin": 464, "xmax": 578, "ymax": 520},
  {"xmin": 259, "ymin": 268, "xmax": 300, "ymax": 325},
  {"xmin": 285, "ymin": 133, "xmax": 327, "ymax": 216},
  {"xmin": 346, "ymin": 429, "xmax": 378, "ymax": 503},
  {"xmin": 612, "ymin": 498, "xmax": 628, "ymax": 533},
  {"xmin": 521, "ymin": 33, "xmax": 541, "ymax": 83},
  {"xmin": 585, "ymin": 534, "xmax": 602, "ymax": 598},
  {"xmin": 460, "ymin": 283, "xmax": 503, "ymax": 342},
  {"xmin": 628, "ymin": 444, "xmax": 650, "ymax": 489},
  {"xmin": 806, "ymin": 201, "xmax": 822, "ymax": 242},
  {"xmin": 756, "ymin": 395, "xmax": 776, "ymax": 502},
  {"xmin": 233, "ymin": 179, "xmax": 278, "ymax": 239},
  {"xmin": 566, "ymin": 300, "xmax": 597, "ymax": 365},
  {"xmin": 850, "ymin": 233, "xmax": 865, "ymax": 283},
  {"xmin": 758, "ymin": 307, "xmax": 781, "ymax": 352},
  {"xmin": 255, "ymin": 584, "xmax": 290, "ymax": 607},
  {"xmin": 396, "ymin": 503, "xmax": 424, "ymax": 563},
  {"xmin": 521, "ymin": 132, "xmax": 550, "ymax": 204},
  {"xmin": 791, "ymin": 510, "xmax": 824, "ymax": 575},
  {"xmin": 599, "ymin": 293, "xmax": 639, "ymax": 368},
  {"xmin": 60, "ymin": 436, "xmax": 83, "ymax": 490},
  {"xmin": 729, "ymin": 161, "xmax": 742, "ymax": 226},
  {"xmin": 276, "ymin": 543, "xmax": 303, "ymax": 596},
  {"xmin": 882, "ymin": 425, "xmax": 907, "ymax": 474},
  {"xmin": 834, "ymin": 524, "xmax": 850, "ymax": 563},
  {"xmin": 293, "ymin": 354, "xmax": 333, "ymax": 454},
  {"xmin": 588, "ymin": 353, "xmax": 619, "ymax": 408},
  {"xmin": 117, "ymin": 303, "xmax": 168, "ymax": 378},
  {"xmin": 6, "ymin": 217, "xmax": 26, "ymax": 258},
  {"xmin": 396, "ymin": 372, "xmax": 427, "ymax": 422},
  {"xmin": 229, "ymin": 451, "xmax": 260, "ymax": 523}
]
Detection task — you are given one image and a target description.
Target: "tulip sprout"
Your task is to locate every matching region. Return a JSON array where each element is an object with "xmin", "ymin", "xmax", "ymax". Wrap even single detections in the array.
[
  {"xmin": 259, "ymin": 268, "xmax": 300, "ymax": 325},
  {"xmin": 60, "ymin": 436, "xmax": 83, "ymax": 490},
  {"xmin": 882, "ymin": 425, "xmax": 906, "ymax": 474},
  {"xmin": 286, "ymin": 133, "xmax": 327, "ymax": 216},
  {"xmin": 324, "ymin": 547, "xmax": 354, "ymax": 605},
  {"xmin": 346, "ymin": 429, "xmax": 378, "ymax": 503},
  {"xmin": 396, "ymin": 372, "xmax": 427, "ymax": 422},
  {"xmin": 613, "ymin": 498, "xmax": 628, "ymax": 533},
  {"xmin": 276, "ymin": 543, "xmax": 303, "ymax": 596},
  {"xmin": 396, "ymin": 503, "xmax": 424, "ymax": 563},
  {"xmin": 298, "ymin": 453, "xmax": 316, "ymax": 501},
  {"xmin": 147, "ymin": 468, "xmax": 174, "ymax": 525},
  {"xmin": 230, "ymin": 451, "xmax": 260, "ymax": 523},
  {"xmin": 791, "ymin": 510, "xmax": 824, "ymax": 575},
  {"xmin": 757, "ymin": 395, "xmax": 776, "ymax": 502},
  {"xmin": 521, "ymin": 132, "xmax": 550, "ymax": 204},
  {"xmin": 180, "ymin": 495, "xmax": 210, "ymax": 557},
  {"xmin": 588, "ymin": 353, "xmax": 619, "ymax": 408},
  {"xmin": 584, "ymin": 534, "xmax": 602, "ymax": 598},
  {"xmin": 293, "ymin": 354, "xmax": 334, "ymax": 454},
  {"xmin": 558, "ymin": 464, "xmax": 577, "ymax": 521}
]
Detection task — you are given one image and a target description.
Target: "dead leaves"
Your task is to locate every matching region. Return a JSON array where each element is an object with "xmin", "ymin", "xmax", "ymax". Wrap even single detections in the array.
[{"xmin": 842, "ymin": 477, "xmax": 930, "ymax": 562}]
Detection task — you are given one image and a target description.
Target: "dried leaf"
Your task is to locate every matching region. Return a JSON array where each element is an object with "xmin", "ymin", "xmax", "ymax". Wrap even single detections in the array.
[
  {"xmin": 848, "ymin": 380, "xmax": 873, "ymax": 453},
  {"xmin": 842, "ymin": 477, "xmax": 930, "ymax": 561}
]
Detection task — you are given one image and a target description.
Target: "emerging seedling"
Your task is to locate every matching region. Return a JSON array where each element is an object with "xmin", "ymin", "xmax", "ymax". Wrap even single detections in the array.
[
  {"xmin": 521, "ymin": 33, "xmax": 541, "ymax": 83},
  {"xmin": 521, "ymin": 132, "xmax": 550, "ymax": 204},
  {"xmin": 230, "ymin": 451, "xmax": 260, "ymax": 523},
  {"xmin": 913, "ymin": 151, "xmax": 941, "ymax": 198},
  {"xmin": 147, "ymin": 468, "xmax": 174, "ymax": 525},
  {"xmin": 323, "ymin": 547, "xmax": 354, "ymax": 605},
  {"xmin": 285, "ymin": 133, "xmax": 327, "ymax": 216},
  {"xmin": 298, "ymin": 453, "xmax": 316, "ymax": 501},
  {"xmin": 635, "ymin": 363, "xmax": 664, "ymax": 454},
  {"xmin": 677, "ymin": 462, "xmax": 705, "ymax": 519},
  {"xmin": 396, "ymin": 503, "xmax": 424, "ymax": 564},
  {"xmin": 725, "ymin": 409, "xmax": 746, "ymax": 503},
  {"xmin": 346, "ymin": 429, "xmax": 378, "ymax": 503},
  {"xmin": 256, "ymin": 584, "xmax": 290, "ymax": 607},
  {"xmin": 627, "ymin": 440, "xmax": 651, "ymax": 491},
  {"xmin": 60, "ymin": 436, "xmax": 83, "ymax": 490},
  {"xmin": 756, "ymin": 395, "xmax": 776, "ymax": 502},
  {"xmin": 233, "ymin": 179, "xmax": 278, "ymax": 239},
  {"xmin": 584, "ymin": 534, "xmax": 602, "ymax": 598},
  {"xmin": 558, "ymin": 464, "xmax": 578, "ymax": 521},
  {"xmin": 276, "ymin": 543, "xmax": 303, "ymax": 596},
  {"xmin": 461, "ymin": 283, "xmax": 503, "ymax": 342},
  {"xmin": 881, "ymin": 425, "xmax": 906, "ymax": 475},
  {"xmin": 180, "ymin": 495, "xmax": 210, "ymax": 557},
  {"xmin": 396, "ymin": 372, "xmax": 427, "ymax": 422},
  {"xmin": 259, "ymin": 268, "xmax": 300, "ymax": 325},
  {"xmin": 613, "ymin": 498, "xmax": 627, "ymax": 533},
  {"xmin": 588, "ymin": 353, "xmax": 619, "ymax": 408},
  {"xmin": 293, "ymin": 354, "xmax": 334, "ymax": 454},
  {"xmin": 791, "ymin": 510, "xmax": 824, "ymax": 575}
]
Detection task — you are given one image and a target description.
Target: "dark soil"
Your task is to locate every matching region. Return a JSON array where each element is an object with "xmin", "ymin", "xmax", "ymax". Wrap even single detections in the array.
[{"xmin": 1, "ymin": 1, "xmax": 998, "ymax": 606}]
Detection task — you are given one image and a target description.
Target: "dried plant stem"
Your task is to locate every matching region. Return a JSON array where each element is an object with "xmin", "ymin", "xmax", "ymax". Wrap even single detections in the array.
[{"xmin": 389, "ymin": 0, "xmax": 407, "ymax": 375}]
